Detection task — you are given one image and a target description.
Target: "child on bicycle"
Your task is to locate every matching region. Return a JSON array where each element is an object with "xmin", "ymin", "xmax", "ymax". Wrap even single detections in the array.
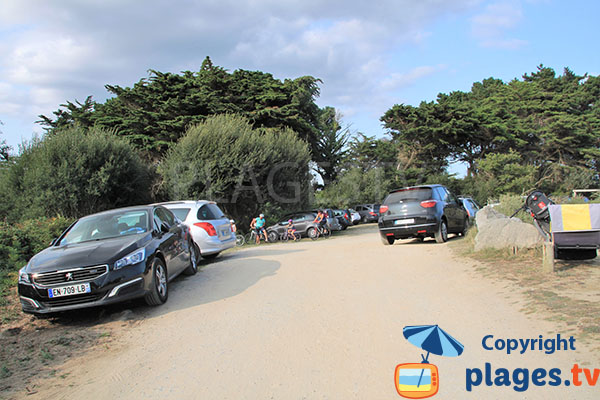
[{"xmin": 286, "ymin": 219, "xmax": 298, "ymax": 241}]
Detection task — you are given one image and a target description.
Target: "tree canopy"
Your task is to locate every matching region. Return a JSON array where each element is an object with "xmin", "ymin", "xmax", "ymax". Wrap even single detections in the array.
[
  {"xmin": 39, "ymin": 57, "xmax": 323, "ymax": 161},
  {"xmin": 381, "ymin": 65, "xmax": 600, "ymax": 196}
]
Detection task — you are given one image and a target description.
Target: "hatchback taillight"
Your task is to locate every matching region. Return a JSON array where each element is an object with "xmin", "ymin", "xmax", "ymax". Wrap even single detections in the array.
[
  {"xmin": 369, "ymin": 211, "xmax": 377, "ymax": 216},
  {"xmin": 379, "ymin": 205, "xmax": 389, "ymax": 214},
  {"xmin": 420, "ymin": 200, "xmax": 437, "ymax": 208},
  {"xmin": 194, "ymin": 222, "xmax": 217, "ymax": 236}
]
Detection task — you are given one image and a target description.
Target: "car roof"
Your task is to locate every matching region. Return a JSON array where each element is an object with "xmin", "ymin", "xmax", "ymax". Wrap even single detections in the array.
[
  {"xmin": 388, "ymin": 184, "xmax": 442, "ymax": 193},
  {"xmin": 79, "ymin": 205, "xmax": 154, "ymax": 219},
  {"xmin": 152, "ymin": 200, "xmax": 216, "ymax": 207}
]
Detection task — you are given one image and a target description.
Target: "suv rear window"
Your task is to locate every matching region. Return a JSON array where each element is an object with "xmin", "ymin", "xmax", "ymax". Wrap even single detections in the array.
[
  {"xmin": 197, "ymin": 204, "xmax": 226, "ymax": 220},
  {"xmin": 385, "ymin": 188, "xmax": 433, "ymax": 204}
]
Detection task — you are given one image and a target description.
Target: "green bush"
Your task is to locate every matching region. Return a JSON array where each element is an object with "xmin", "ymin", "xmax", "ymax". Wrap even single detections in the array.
[
  {"xmin": 0, "ymin": 216, "xmax": 74, "ymax": 305},
  {"xmin": 159, "ymin": 114, "xmax": 312, "ymax": 229},
  {"xmin": 1, "ymin": 126, "xmax": 152, "ymax": 222}
]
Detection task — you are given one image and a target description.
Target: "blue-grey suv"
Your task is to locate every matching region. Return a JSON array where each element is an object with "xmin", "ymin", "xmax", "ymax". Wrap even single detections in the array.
[{"xmin": 378, "ymin": 185, "xmax": 469, "ymax": 245}]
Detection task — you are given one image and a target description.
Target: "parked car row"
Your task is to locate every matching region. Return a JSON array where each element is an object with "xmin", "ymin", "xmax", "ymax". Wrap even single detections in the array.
[{"xmin": 18, "ymin": 200, "xmax": 236, "ymax": 316}]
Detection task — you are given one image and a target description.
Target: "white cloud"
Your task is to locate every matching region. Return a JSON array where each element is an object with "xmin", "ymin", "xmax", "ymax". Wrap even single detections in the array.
[
  {"xmin": 470, "ymin": 1, "xmax": 527, "ymax": 49},
  {"xmin": 0, "ymin": 0, "xmax": 481, "ymax": 147}
]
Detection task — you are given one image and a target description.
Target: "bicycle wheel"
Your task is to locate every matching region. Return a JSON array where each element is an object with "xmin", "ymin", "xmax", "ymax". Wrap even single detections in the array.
[
  {"xmin": 236, "ymin": 233, "xmax": 245, "ymax": 246},
  {"xmin": 245, "ymin": 231, "xmax": 256, "ymax": 244}
]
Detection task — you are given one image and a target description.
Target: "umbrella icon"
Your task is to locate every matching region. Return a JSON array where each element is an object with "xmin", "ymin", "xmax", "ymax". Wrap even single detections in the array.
[{"xmin": 403, "ymin": 325, "xmax": 464, "ymax": 388}]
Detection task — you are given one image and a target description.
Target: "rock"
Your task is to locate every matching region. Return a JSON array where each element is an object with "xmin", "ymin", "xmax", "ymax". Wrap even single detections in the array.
[{"xmin": 474, "ymin": 206, "xmax": 543, "ymax": 251}]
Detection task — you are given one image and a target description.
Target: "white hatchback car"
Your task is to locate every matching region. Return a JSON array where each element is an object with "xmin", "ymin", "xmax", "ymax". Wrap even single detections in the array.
[{"xmin": 157, "ymin": 201, "xmax": 236, "ymax": 259}]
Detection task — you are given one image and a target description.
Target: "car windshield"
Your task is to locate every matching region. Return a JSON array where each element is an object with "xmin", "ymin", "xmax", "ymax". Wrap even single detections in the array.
[
  {"xmin": 385, "ymin": 188, "xmax": 433, "ymax": 204},
  {"xmin": 59, "ymin": 209, "xmax": 150, "ymax": 245}
]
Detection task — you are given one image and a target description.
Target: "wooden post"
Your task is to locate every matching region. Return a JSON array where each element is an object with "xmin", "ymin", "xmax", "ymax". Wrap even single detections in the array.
[{"xmin": 542, "ymin": 241, "xmax": 555, "ymax": 273}]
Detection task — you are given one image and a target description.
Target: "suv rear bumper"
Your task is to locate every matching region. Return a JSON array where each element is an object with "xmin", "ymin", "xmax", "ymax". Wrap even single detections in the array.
[{"xmin": 378, "ymin": 222, "xmax": 438, "ymax": 239}]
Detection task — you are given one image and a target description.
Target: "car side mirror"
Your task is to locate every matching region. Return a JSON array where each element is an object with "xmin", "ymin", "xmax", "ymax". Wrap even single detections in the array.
[{"xmin": 161, "ymin": 222, "xmax": 170, "ymax": 233}]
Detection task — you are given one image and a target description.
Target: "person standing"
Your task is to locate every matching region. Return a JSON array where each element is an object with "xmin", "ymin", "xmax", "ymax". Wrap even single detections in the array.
[{"xmin": 255, "ymin": 213, "xmax": 268, "ymax": 244}]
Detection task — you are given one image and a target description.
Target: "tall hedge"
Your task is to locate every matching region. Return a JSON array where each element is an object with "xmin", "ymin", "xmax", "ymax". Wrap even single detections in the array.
[
  {"xmin": 159, "ymin": 114, "xmax": 312, "ymax": 229},
  {"xmin": 1, "ymin": 126, "xmax": 152, "ymax": 222}
]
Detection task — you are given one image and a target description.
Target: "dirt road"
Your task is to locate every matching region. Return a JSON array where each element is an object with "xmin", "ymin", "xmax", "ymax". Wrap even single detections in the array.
[{"xmin": 16, "ymin": 225, "xmax": 598, "ymax": 399}]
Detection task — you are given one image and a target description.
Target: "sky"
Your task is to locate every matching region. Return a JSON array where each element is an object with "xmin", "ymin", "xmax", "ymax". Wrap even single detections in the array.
[{"xmin": 0, "ymin": 0, "xmax": 598, "ymax": 174}]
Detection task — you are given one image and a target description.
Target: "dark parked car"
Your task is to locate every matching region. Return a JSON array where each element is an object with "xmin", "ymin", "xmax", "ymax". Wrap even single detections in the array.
[
  {"xmin": 333, "ymin": 209, "xmax": 352, "ymax": 230},
  {"xmin": 354, "ymin": 204, "xmax": 380, "ymax": 223},
  {"xmin": 18, "ymin": 205, "xmax": 197, "ymax": 315},
  {"xmin": 266, "ymin": 211, "xmax": 320, "ymax": 241},
  {"xmin": 378, "ymin": 185, "xmax": 469, "ymax": 245}
]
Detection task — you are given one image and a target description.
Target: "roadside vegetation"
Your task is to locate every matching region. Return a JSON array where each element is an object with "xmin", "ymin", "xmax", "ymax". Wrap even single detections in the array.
[{"xmin": 0, "ymin": 61, "xmax": 598, "ymax": 324}]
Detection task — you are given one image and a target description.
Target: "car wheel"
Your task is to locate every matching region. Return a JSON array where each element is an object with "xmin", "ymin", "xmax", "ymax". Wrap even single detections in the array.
[
  {"xmin": 203, "ymin": 253, "xmax": 219, "ymax": 260},
  {"xmin": 268, "ymin": 230, "xmax": 279, "ymax": 243},
  {"xmin": 145, "ymin": 258, "xmax": 168, "ymax": 306},
  {"xmin": 308, "ymin": 227, "xmax": 317, "ymax": 240},
  {"xmin": 361, "ymin": 215, "xmax": 368, "ymax": 223},
  {"xmin": 382, "ymin": 235, "xmax": 395, "ymax": 245},
  {"xmin": 183, "ymin": 242, "xmax": 199, "ymax": 275},
  {"xmin": 435, "ymin": 220, "xmax": 448, "ymax": 243}
]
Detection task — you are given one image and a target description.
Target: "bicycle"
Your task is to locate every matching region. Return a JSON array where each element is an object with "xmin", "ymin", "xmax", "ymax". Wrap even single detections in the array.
[
  {"xmin": 282, "ymin": 229, "xmax": 299, "ymax": 242},
  {"xmin": 235, "ymin": 233, "xmax": 245, "ymax": 246},
  {"xmin": 245, "ymin": 229, "xmax": 269, "ymax": 245},
  {"xmin": 310, "ymin": 225, "xmax": 331, "ymax": 240}
]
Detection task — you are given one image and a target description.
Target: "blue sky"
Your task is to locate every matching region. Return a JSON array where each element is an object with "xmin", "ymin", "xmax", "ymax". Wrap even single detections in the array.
[{"xmin": 0, "ymin": 0, "xmax": 598, "ymax": 176}]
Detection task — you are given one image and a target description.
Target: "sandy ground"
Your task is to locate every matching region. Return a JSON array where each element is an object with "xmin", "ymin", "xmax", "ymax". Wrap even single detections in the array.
[{"xmin": 9, "ymin": 225, "xmax": 599, "ymax": 399}]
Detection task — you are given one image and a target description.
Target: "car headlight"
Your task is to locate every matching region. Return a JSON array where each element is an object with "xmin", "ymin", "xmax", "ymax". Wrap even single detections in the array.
[
  {"xmin": 114, "ymin": 248, "xmax": 146, "ymax": 270},
  {"xmin": 18, "ymin": 266, "xmax": 31, "ymax": 284}
]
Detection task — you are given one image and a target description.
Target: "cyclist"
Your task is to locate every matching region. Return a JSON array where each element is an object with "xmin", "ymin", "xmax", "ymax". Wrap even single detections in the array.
[
  {"xmin": 255, "ymin": 213, "xmax": 268, "ymax": 244},
  {"xmin": 314, "ymin": 210, "xmax": 328, "ymax": 236},
  {"xmin": 286, "ymin": 219, "xmax": 298, "ymax": 241}
]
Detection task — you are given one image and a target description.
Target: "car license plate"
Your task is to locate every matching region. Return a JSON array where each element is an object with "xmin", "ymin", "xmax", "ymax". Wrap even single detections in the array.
[
  {"xmin": 48, "ymin": 283, "xmax": 91, "ymax": 298},
  {"xmin": 394, "ymin": 218, "xmax": 415, "ymax": 225}
]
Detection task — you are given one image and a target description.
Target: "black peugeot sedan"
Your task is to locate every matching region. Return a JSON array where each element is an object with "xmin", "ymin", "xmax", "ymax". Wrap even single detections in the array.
[
  {"xmin": 18, "ymin": 205, "xmax": 198, "ymax": 315},
  {"xmin": 378, "ymin": 185, "xmax": 469, "ymax": 245}
]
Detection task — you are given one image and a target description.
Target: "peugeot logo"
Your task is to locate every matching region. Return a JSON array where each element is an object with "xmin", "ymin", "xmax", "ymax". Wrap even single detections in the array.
[{"xmin": 65, "ymin": 272, "xmax": 74, "ymax": 281}]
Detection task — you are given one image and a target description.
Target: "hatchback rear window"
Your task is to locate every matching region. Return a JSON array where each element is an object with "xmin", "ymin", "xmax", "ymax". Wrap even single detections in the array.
[
  {"xmin": 385, "ymin": 188, "xmax": 433, "ymax": 204},
  {"xmin": 197, "ymin": 204, "xmax": 226, "ymax": 220},
  {"xmin": 170, "ymin": 208, "xmax": 191, "ymax": 221}
]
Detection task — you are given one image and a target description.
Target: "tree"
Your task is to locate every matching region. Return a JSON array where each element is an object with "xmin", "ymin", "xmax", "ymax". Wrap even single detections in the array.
[
  {"xmin": 158, "ymin": 114, "xmax": 311, "ymax": 229},
  {"xmin": 313, "ymin": 107, "xmax": 350, "ymax": 185},
  {"xmin": 39, "ymin": 57, "xmax": 324, "ymax": 161},
  {"xmin": 37, "ymin": 96, "xmax": 96, "ymax": 134},
  {"xmin": 0, "ymin": 120, "xmax": 11, "ymax": 161},
  {"xmin": 381, "ymin": 66, "xmax": 600, "ymax": 194},
  {"xmin": 1, "ymin": 126, "xmax": 152, "ymax": 221}
]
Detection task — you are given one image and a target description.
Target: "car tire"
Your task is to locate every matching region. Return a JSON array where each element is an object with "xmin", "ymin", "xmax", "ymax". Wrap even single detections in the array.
[
  {"xmin": 361, "ymin": 215, "xmax": 368, "ymax": 223},
  {"xmin": 268, "ymin": 230, "xmax": 279, "ymax": 243},
  {"xmin": 203, "ymin": 253, "xmax": 219, "ymax": 260},
  {"xmin": 308, "ymin": 227, "xmax": 317, "ymax": 240},
  {"xmin": 145, "ymin": 258, "xmax": 168, "ymax": 306},
  {"xmin": 435, "ymin": 220, "xmax": 448, "ymax": 243},
  {"xmin": 382, "ymin": 235, "xmax": 395, "ymax": 245},
  {"xmin": 183, "ymin": 242, "xmax": 199, "ymax": 275}
]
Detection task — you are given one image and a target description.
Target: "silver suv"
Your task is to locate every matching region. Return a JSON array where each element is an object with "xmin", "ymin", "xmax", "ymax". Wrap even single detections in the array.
[{"xmin": 157, "ymin": 201, "xmax": 235, "ymax": 259}]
